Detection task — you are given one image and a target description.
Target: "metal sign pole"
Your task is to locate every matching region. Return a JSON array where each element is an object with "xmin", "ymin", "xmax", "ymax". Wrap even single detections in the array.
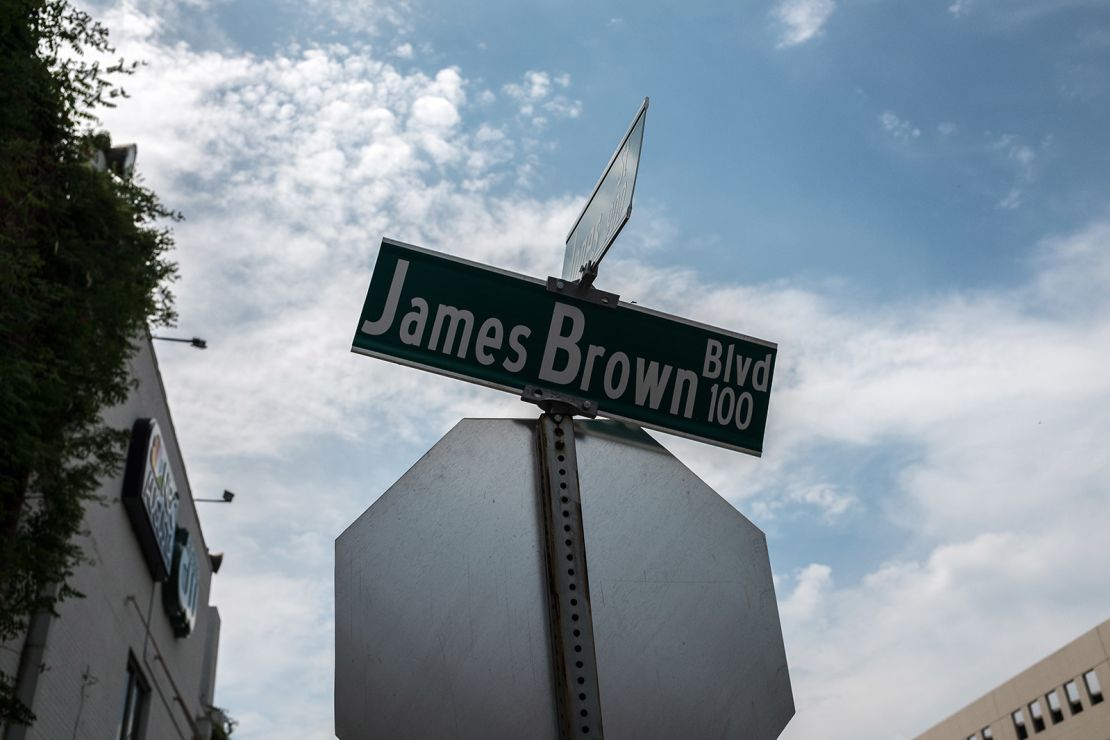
[{"xmin": 537, "ymin": 412, "xmax": 604, "ymax": 739}]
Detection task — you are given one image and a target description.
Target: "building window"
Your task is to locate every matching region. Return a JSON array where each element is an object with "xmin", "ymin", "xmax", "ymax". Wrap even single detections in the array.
[
  {"xmin": 966, "ymin": 734, "xmax": 978, "ymax": 740},
  {"xmin": 1084, "ymin": 670, "xmax": 1104, "ymax": 705},
  {"xmin": 118, "ymin": 657, "xmax": 149, "ymax": 740},
  {"xmin": 1045, "ymin": 689, "xmax": 1064, "ymax": 723},
  {"xmin": 981, "ymin": 727, "xmax": 993, "ymax": 740},
  {"xmin": 1064, "ymin": 679, "xmax": 1084, "ymax": 714},
  {"xmin": 1012, "ymin": 709, "xmax": 1029, "ymax": 740},
  {"xmin": 1027, "ymin": 700, "xmax": 1046, "ymax": 732}
]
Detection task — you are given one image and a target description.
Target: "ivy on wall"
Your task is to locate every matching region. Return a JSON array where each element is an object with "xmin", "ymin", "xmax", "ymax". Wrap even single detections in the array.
[{"xmin": 1, "ymin": 0, "xmax": 179, "ymax": 724}]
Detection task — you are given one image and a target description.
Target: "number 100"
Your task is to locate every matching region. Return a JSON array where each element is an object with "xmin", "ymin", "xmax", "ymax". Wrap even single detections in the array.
[{"xmin": 707, "ymin": 384, "xmax": 754, "ymax": 430}]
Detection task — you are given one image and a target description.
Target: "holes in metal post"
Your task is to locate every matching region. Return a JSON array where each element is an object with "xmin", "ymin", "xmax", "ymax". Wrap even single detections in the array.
[{"xmin": 550, "ymin": 420, "xmax": 594, "ymax": 737}]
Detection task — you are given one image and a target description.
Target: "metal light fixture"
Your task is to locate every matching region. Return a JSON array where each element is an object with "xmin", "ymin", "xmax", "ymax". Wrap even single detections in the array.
[
  {"xmin": 195, "ymin": 490, "xmax": 235, "ymax": 503},
  {"xmin": 105, "ymin": 144, "xmax": 138, "ymax": 177},
  {"xmin": 152, "ymin": 335, "xmax": 207, "ymax": 349},
  {"xmin": 88, "ymin": 143, "xmax": 138, "ymax": 177}
]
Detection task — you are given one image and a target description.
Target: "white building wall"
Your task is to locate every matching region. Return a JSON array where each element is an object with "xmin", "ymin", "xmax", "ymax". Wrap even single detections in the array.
[{"xmin": 2, "ymin": 336, "xmax": 221, "ymax": 740}]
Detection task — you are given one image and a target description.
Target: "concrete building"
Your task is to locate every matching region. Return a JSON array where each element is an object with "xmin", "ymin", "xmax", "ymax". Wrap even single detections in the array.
[
  {"xmin": 916, "ymin": 618, "xmax": 1110, "ymax": 740},
  {"xmin": 1, "ymin": 336, "xmax": 226, "ymax": 740}
]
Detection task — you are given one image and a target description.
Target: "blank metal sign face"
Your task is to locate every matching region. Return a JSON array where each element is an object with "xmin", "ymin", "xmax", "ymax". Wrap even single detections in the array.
[
  {"xmin": 562, "ymin": 98, "xmax": 648, "ymax": 281},
  {"xmin": 334, "ymin": 419, "xmax": 793, "ymax": 740}
]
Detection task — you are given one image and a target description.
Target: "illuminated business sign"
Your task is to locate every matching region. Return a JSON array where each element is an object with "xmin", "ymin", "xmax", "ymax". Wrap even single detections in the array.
[
  {"xmin": 121, "ymin": 418, "xmax": 180, "ymax": 581},
  {"xmin": 163, "ymin": 527, "xmax": 200, "ymax": 638}
]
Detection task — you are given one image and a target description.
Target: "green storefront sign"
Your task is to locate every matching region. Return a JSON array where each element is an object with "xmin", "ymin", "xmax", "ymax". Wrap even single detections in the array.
[{"xmin": 352, "ymin": 239, "xmax": 777, "ymax": 455}]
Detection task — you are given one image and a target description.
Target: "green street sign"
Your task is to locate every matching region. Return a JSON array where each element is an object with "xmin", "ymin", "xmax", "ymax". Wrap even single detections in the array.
[{"xmin": 352, "ymin": 239, "xmax": 777, "ymax": 455}]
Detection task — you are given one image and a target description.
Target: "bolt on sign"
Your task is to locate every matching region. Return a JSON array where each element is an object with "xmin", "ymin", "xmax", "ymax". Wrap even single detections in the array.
[{"xmin": 352, "ymin": 238, "xmax": 777, "ymax": 455}]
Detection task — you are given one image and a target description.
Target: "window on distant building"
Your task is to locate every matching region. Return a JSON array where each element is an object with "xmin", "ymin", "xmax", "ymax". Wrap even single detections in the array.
[
  {"xmin": 1012, "ymin": 709, "xmax": 1029, "ymax": 740},
  {"xmin": 1028, "ymin": 699, "xmax": 1046, "ymax": 732},
  {"xmin": 1064, "ymin": 679, "xmax": 1084, "ymax": 715},
  {"xmin": 981, "ymin": 727, "xmax": 993, "ymax": 740},
  {"xmin": 117, "ymin": 657, "xmax": 149, "ymax": 740},
  {"xmin": 1084, "ymin": 670, "xmax": 1104, "ymax": 704},
  {"xmin": 966, "ymin": 734, "xmax": 978, "ymax": 740},
  {"xmin": 1045, "ymin": 689, "xmax": 1064, "ymax": 723}
]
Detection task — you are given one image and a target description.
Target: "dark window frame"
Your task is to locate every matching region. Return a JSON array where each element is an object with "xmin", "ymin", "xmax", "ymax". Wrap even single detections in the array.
[{"xmin": 118, "ymin": 655, "xmax": 150, "ymax": 740}]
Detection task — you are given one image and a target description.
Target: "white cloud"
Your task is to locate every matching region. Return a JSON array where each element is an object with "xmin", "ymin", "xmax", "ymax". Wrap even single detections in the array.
[
  {"xmin": 947, "ymin": 0, "xmax": 1104, "ymax": 25},
  {"xmin": 773, "ymin": 0, "xmax": 837, "ymax": 47},
  {"xmin": 503, "ymin": 70, "xmax": 552, "ymax": 110},
  {"xmin": 295, "ymin": 0, "xmax": 412, "ymax": 35},
  {"xmin": 998, "ymin": 186, "xmax": 1022, "ymax": 209},
  {"xmin": 879, "ymin": 110, "xmax": 921, "ymax": 142},
  {"xmin": 987, "ymin": 132, "xmax": 1047, "ymax": 210},
  {"xmin": 392, "ymin": 42, "xmax": 413, "ymax": 59},
  {"xmin": 752, "ymin": 482, "xmax": 860, "ymax": 523},
  {"xmin": 502, "ymin": 70, "xmax": 582, "ymax": 126},
  {"xmin": 780, "ymin": 563, "xmax": 833, "ymax": 625}
]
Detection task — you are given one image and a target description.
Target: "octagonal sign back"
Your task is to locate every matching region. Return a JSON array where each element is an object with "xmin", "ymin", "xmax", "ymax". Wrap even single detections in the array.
[{"xmin": 335, "ymin": 419, "xmax": 794, "ymax": 739}]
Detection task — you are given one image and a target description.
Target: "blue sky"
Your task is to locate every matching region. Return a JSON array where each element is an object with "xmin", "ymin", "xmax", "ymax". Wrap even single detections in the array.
[{"xmin": 87, "ymin": 0, "xmax": 1110, "ymax": 737}]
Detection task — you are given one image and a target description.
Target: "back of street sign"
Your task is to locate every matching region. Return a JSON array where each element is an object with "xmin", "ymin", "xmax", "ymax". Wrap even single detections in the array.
[
  {"xmin": 562, "ymin": 97, "xmax": 648, "ymax": 282},
  {"xmin": 334, "ymin": 419, "xmax": 794, "ymax": 739}
]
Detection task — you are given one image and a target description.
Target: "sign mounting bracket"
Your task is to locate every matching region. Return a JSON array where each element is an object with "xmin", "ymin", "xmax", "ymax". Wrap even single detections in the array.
[
  {"xmin": 545, "ymin": 270, "xmax": 620, "ymax": 309},
  {"xmin": 522, "ymin": 385, "xmax": 599, "ymax": 418}
]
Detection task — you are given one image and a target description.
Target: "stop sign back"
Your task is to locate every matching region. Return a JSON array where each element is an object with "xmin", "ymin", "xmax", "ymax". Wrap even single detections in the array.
[{"xmin": 335, "ymin": 419, "xmax": 793, "ymax": 739}]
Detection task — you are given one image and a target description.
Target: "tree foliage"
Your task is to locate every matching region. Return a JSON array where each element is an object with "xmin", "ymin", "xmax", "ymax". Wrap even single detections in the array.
[{"xmin": 1, "ymin": 0, "xmax": 178, "ymax": 724}]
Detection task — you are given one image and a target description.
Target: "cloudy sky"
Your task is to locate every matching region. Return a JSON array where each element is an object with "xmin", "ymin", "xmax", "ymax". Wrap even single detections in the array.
[{"xmin": 86, "ymin": 0, "xmax": 1110, "ymax": 737}]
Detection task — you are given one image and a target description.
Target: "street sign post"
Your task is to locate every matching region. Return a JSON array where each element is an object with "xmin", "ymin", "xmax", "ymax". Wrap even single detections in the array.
[
  {"xmin": 562, "ymin": 98, "xmax": 648, "ymax": 282},
  {"xmin": 344, "ymin": 99, "xmax": 791, "ymax": 738},
  {"xmin": 335, "ymin": 419, "xmax": 794, "ymax": 740},
  {"xmin": 352, "ymin": 238, "xmax": 777, "ymax": 456}
]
